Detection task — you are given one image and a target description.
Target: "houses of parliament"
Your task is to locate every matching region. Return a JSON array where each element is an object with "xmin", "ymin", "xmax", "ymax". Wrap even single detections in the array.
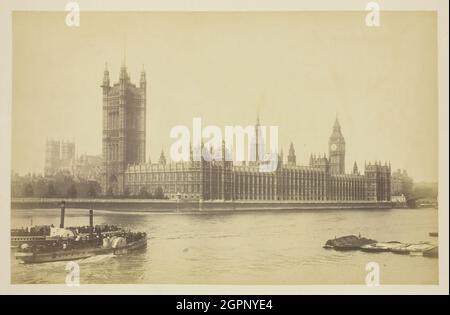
[{"xmin": 101, "ymin": 64, "xmax": 391, "ymax": 202}]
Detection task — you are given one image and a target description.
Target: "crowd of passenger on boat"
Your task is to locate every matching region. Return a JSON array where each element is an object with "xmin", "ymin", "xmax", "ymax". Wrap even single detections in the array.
[
  {"xmin": 11, "ymin": 225, "xmax": 51, "ymax": 236},
  {"xmin": 72, "ymin": 224, "xmax": 121, "ymax": 235},
  {"xmin": 11, "ymin": 224, "xmax": 122, "ymax": 237},
  {"xmin": 18, "ymin": 230, "xmax": 146, "ymax": 253}
]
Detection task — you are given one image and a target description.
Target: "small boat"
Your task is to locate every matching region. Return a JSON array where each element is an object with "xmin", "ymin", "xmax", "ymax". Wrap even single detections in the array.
[
  {"xmin": 361, "ymin": 241, "xmax": 404, "ymax": 253},
  {"xmin": 391, "ymin": 242, "xmax": 435, "ymax": 255}
]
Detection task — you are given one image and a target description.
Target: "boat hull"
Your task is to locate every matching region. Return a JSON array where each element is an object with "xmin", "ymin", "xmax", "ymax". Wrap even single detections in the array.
[
  {"xmin": 11, "ymin": 236, "xmax": 49, "ymax": 248},
  {"xmin": 16, "ymin": 238, "xmax": 147, "ymax": 264}
]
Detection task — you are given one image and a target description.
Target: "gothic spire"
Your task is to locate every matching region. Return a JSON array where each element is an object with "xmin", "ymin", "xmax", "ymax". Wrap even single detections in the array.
[
  {"xmin": 287, "ymin": 142, "xmax": 296, "ymax": 166},
  {"xmin": 159, "ymin": 149, "xmax": 166, "ymax": 165},
  {"xmin": 353, "ymin": 161, "xmax": 359, "ymax": 174},
  {"xmin": 119, "ymin": 36, "xmax": 129, "ymax": 82},
  {"xmin": 329, "ymin": 115, "xmax": 345, "ymax": 145},
  {"xmin": 289, "ymin": 142, "xmax": 295, "ymax": 155},
  {"xmin": 254, "ymin": 114, "xmax": 261, "ymax": 162},
  {"xmin": 122, "ymin": 34, "xmax": 127, "ymax": 67},
  {"xmin": 119, "ymin": 63, "xmax": 128, "ymax": 82},
  {"xmin": 140, "ymin": 64, "xmax": 146, "ymax": 88},
  {"xmin": 102, "ymin": 62, "xmax": 110, "ymax": 87},
  {"xmin": 333, "ymin": 115, "xmax": 341, "ymax": 132}
]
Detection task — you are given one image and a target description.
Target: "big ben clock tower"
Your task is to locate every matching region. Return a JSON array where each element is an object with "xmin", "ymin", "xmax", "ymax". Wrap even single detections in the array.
[{"xmin": 329, "ymin": 117, "xmax": 345, "ymax": 174}]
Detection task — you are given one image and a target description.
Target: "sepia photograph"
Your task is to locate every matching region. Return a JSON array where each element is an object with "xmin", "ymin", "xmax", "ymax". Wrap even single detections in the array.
[{"xmin": 0, "ymin": 0, "xmax": 448, "ymax": 297}]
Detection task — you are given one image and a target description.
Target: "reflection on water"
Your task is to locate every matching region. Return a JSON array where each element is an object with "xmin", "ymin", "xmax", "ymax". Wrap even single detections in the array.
[{"xmin": 11, "ymin": 208, "xmax": 438, "ymax": 284}]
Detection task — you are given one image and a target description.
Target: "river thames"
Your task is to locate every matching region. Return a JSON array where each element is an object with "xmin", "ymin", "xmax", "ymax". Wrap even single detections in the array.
[{"xmin": 11, "ymin": 207, "xmax": 438, "ymax": 285}]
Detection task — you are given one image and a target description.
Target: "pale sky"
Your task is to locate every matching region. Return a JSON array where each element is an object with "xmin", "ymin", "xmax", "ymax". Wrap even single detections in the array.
[{"xmin": 12, "ymin": 11, "xmax": 438, "ymax": 182}]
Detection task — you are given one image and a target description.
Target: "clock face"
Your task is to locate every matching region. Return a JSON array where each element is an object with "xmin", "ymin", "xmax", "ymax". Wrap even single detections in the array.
[{"xmin": 331, "ymin": 144, "xmax": 337, "ymax": 151}]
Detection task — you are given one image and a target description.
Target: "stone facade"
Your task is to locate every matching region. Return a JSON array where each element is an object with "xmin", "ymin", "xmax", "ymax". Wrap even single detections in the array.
[
  {"xmin": 44, "ymin": 139, "xmax": 101, "ymax": 181},
  {"xmin": 102, "ymin": 64, "xmax": 391, "ymax": 201},
  {"xmin": 101, "ymin": 63, "xmax": 146, "ymax": 195},
  {"xmin": 391, "ymin": 169, "xmax": 414, "ymax": 197},
  {"xmin": 125, "ymin": 153, "xmax": 390, "ymax": 202}
]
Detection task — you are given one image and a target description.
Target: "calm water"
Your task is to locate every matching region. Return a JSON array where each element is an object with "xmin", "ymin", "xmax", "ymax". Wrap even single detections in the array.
[{"xmin": 11, "ymin": 208, "xmax": 438, "ymax": 285}]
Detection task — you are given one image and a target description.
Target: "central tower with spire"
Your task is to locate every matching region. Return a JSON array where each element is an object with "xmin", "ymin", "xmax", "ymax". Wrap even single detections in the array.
[
  {"xmin": 328, "ymin": 117, "xmax": 346, "ymax": 175},
  {"xmin": 101, "ymin": 61, "xmax": 147, "ymax": 195}
]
